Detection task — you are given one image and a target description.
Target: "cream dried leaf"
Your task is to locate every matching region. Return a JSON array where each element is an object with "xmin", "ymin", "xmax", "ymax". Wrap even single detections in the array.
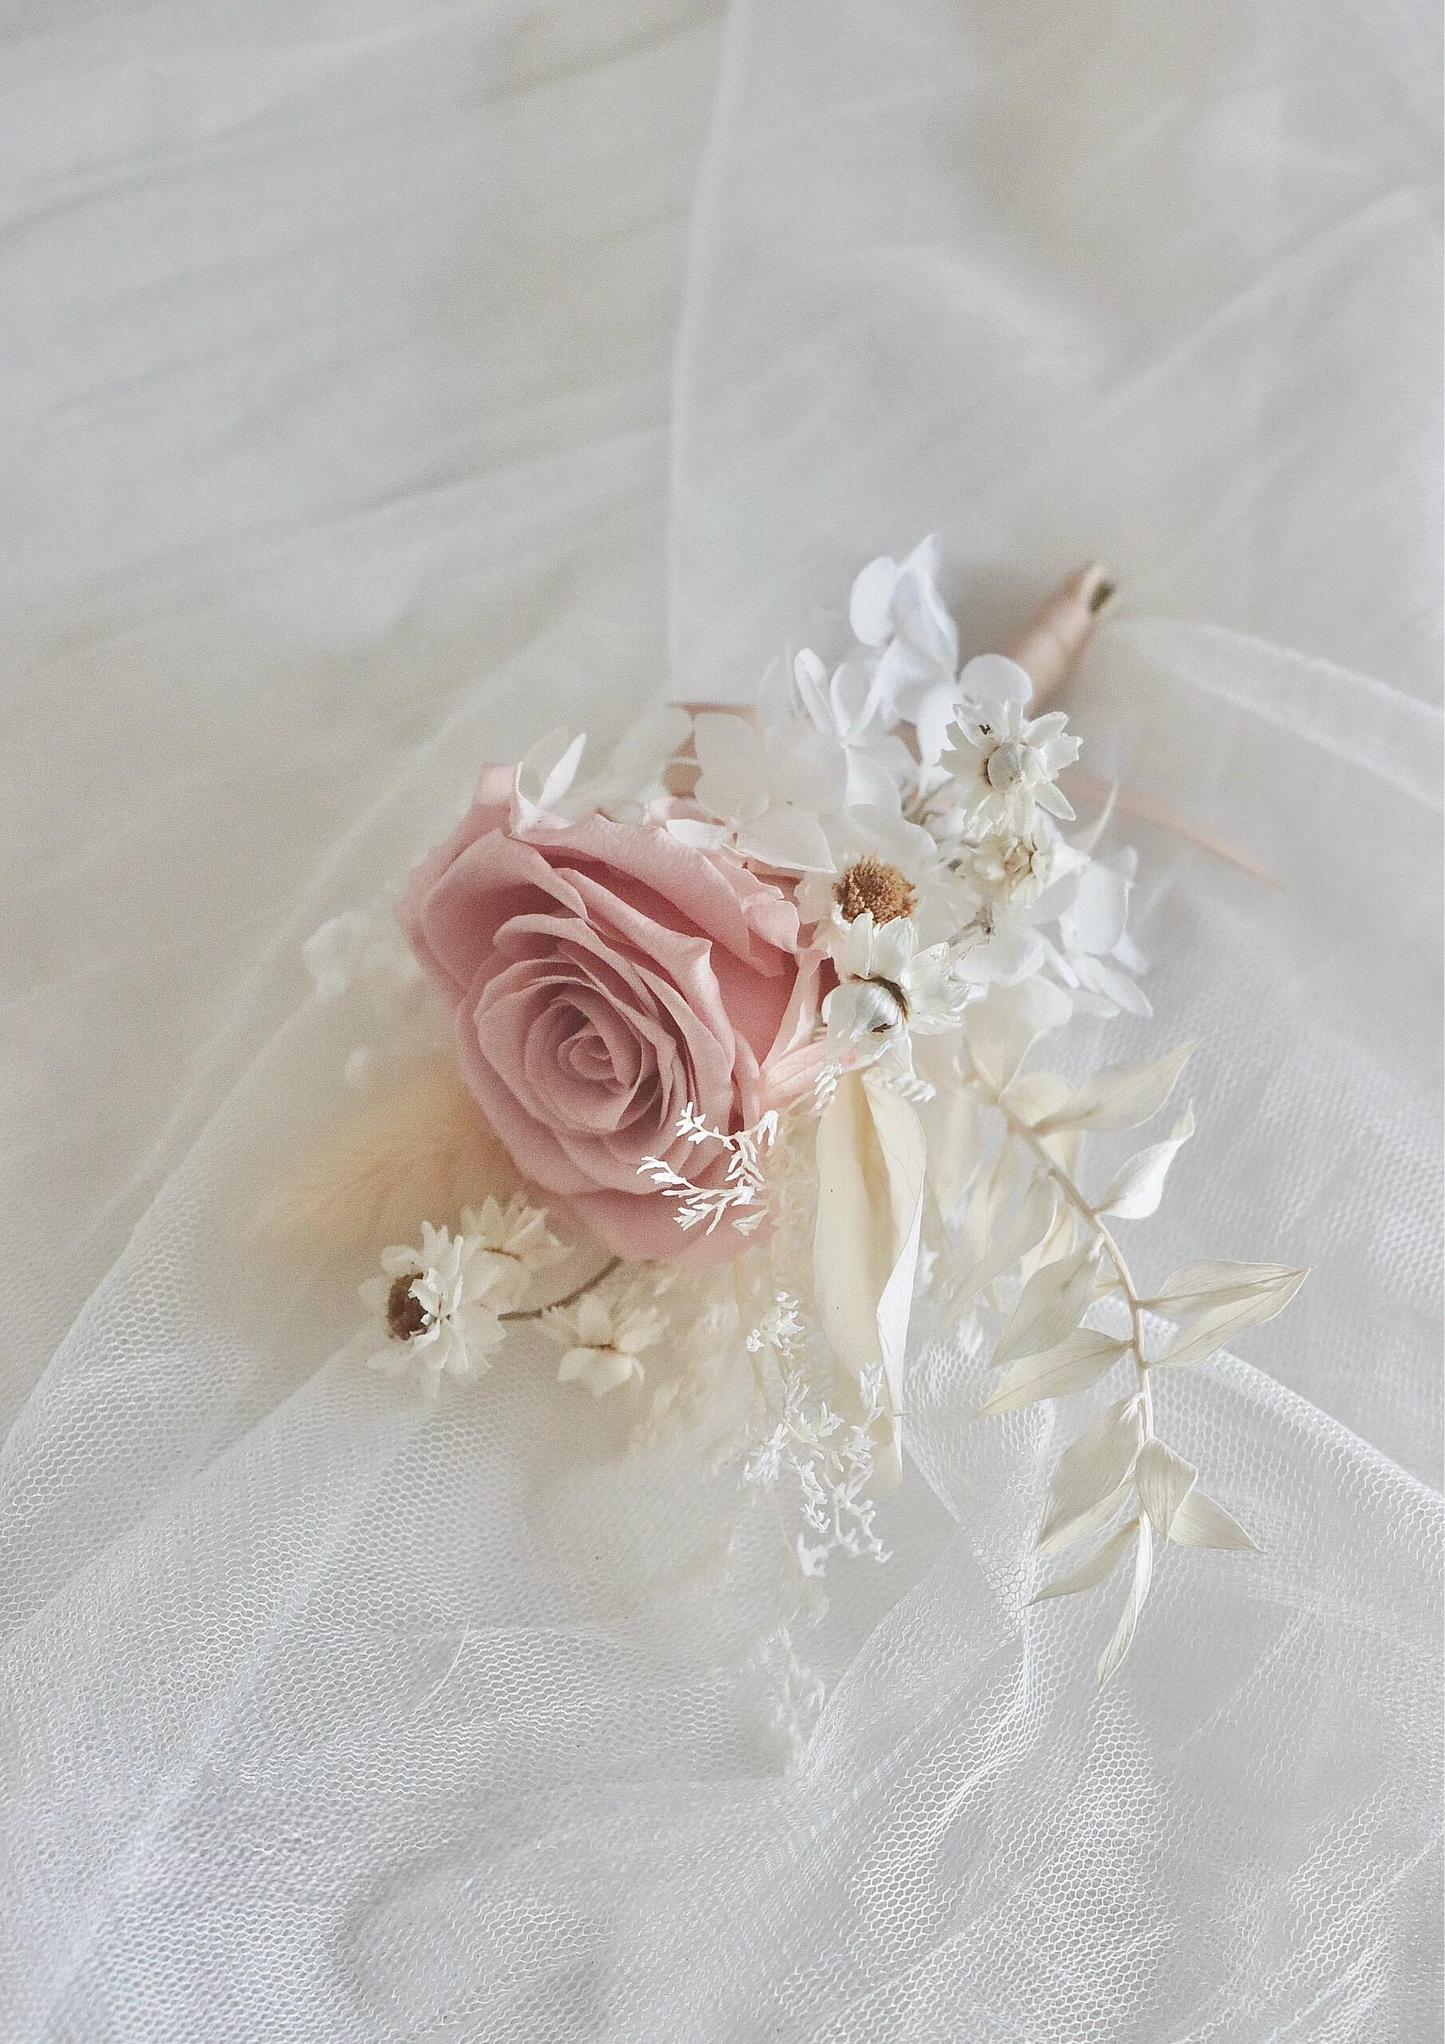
[
  {"xmin": 1030, "ymin": 1519, "xmax": 1139, "ymax": 1604},
  {"xmin": 992, "ymin": 1240, "xmax": 1100, "ymax": 1368},
  {"xmin": 813, "ymin": 1068, "xmax": 928, "ymax": 1491},
  {"xmin": 1153, "ymin": 1268, "xmax": 1307, "ymax": 1369},
  {"xmin": 1135, "ymin": 1437, "xmax": 1199, "ymax": 1538},
  {"xmin": 1092, "ymin": 1106, "xmax": 1195, "ymax": 1220},
  {"xmin": 1030, "ymin": 1040, "xmax": 1197, "ymax": 1137},
  {"xmin": 1144, "ymin": 1259, "xmax": 1306, "ymax": 1317},
  {"xmin": 1036, "ymin": 1395, "xmax": 1144, "ymax": 1545},
  {"xmin": 1000, "ymin": 1070, "xmax": 1085, "ymax": 1174},
  {"xmin": 928, "ymin": 1081, "xmax": 985, "ymax": 1213},
  {"xmin": 1036, "ymin": 1475, "xmax": 1136, "ymax": 1556},
  {"xmin": 1166, "ymin": 1487, "xmax": 1259, "ymax": 1552},
  {"xmin": 961, "ymin": 1175, "xmax": 1057, "ymax": 1305},
  {"xmin": 963, "ymin": 978, "xmax": 1072, "ymax": 1093},
  {"xmin": 962, "ymin": 1140, "xmax": 1018, "ymax": 1269},
  {"xmin": 1098, "ymin": 1521, "xmax": 1155, "ymax": 1688},
  {"xmin": 978, "ymin": 1328, "xmax": 1130, "ymax": 1416}
]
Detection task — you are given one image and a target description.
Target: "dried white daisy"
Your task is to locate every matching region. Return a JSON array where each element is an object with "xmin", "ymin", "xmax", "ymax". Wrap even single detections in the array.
[
  {"xmin": 360, "ymin": 1222, "xmax": 506, "ymax": 1396},
  {"xmin": 543, "ymin": 1291, "xmax": 664, "ymax": 1398},
  {"xmin": 459, "ymin": 1193, "xmax": 569, "ymax": 1309},
  {"xmin": 944, "ymin": 694, "xmax": 1082, "ymax": 831},
  {"xmin": 823, "ymin": 907, "xmax": 974, "ymax": 1067}
]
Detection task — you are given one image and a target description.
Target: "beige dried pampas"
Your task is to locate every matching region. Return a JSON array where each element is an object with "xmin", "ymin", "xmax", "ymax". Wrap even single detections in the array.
[{"xmin": 252, "ymin": 1054, "xmax": 517, "ymax": 1258}]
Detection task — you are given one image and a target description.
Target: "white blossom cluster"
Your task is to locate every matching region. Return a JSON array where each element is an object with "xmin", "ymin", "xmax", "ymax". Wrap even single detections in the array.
[
  {"xmin": 675, "ymin": 537, "xmax": 1148, "ymax": 1031},
  {"xmin": 359, "ymin": 1196, "xmax": 671, "ymax": 1402}
]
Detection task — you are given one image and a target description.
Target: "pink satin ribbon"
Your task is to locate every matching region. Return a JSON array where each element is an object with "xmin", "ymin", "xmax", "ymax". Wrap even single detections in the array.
[
  {"xmin": 670, "ymin": 562, "xmax": 1280, "ymax": 887},
  {"xmin": 1005, "ymin": 564, "xmax": 1282, "ymax": 887}
]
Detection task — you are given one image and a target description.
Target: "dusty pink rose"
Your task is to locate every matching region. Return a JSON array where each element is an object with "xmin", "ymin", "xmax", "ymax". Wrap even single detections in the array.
[{"xmin": 399, "ymin": 768, "xmax": 812, "ymax": 1261}]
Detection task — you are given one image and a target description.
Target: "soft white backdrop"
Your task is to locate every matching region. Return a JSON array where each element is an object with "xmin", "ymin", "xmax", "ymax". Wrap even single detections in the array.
[{"xmin": 1, "ymin": 2, "xmax": 1440, "ymax": 2038}]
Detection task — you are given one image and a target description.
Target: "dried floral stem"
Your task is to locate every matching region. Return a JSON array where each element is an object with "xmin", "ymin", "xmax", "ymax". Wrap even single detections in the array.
[
  {"xmin": 979, "ymin": 1080, "xmax": 1153, "ymax": 1436},
  {"xmin": 500, "ymin": 1256, "xmax": 622, "ymax": 1322}
]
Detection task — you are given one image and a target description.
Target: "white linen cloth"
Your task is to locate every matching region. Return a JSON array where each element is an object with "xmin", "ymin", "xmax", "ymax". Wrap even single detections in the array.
[{"xmin": 1, "ymin": 2, "xmax": 1439, "ymax": 2039}]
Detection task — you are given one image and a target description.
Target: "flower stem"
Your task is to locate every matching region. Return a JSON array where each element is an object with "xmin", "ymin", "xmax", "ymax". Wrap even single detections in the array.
[
  {"xmin": 979, "ymin": 1079, "xmax": 1153, "ymax": 1435},
  {"xmin": 499, "ymin": 1256, "xmax": 622, "ymax": 1322}
]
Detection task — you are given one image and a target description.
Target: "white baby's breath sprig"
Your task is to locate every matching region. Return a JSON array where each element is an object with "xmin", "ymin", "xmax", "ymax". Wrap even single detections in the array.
[
  {"xmin": 638, "ymin": 1104, "xmax": 780, "ymax": 1237},
  {"xmin": 741, "ymin": 1293, "xmax": 890, "ymax": 1571}
]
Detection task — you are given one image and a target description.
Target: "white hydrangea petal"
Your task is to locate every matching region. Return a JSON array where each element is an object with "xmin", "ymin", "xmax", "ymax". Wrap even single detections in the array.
[
  {"xmin": 555, "ymin": 1345, "xmax": 598, "ymax": 1386},
  {"xmin": 959, "ymin": 655, "xmax": 1033, "ymax": 706},
  {"xmin": 588, "ymin": 1351, "xmax": 641, "ymax": 1396},
  {"xmin": 792, "ymin": 648, "xmax": 833, "ymax": 729},
  {"xmin": 1080, "ymin": 958, "xmax": 1154, "ymax": 1018},
  {"xmin": 912, "ymin": 680, "xmax": 962, "ymax": 766},
  {"xmin": 957, "ymin": 921, "xmax": 1050, "ymax": 986},
  {"xmin": 1067, "ymin": 862, "xmax": 1132, "ymax": 955},
  {"xmin": 514, "ymin": 727, "xmax": 587, "ymax": 828},
  {"xmin": 601, "ymin": 705, "xmax": 691, "ymax": 786},
  {"xmin": 840, "ymin": 803, "xmax": 937, "ymax": 870},
  {"xmin": 691, "ymin": 713, "xmax": 768, "ymax": 823},
  {"xmin": 665, "ymin": 818, "xmax": 731, "ymax": 850},
  {"xmin": 849, "ymin": 554, "xmax": 901, "ymax": 645},
  {"xmin": 892, "ymin": 535, "xmax": 958, "ymax": 667},
  {"xmin": 828, "ymin": 658, "xmax": 876, "ymax": 738},
  {"xmin": 836, "ymin": 745, "xmax": 902, "ymax": 814},
  {"xmin": 576, "ymin": 1292, "xmax": 615, "ymax": 1345},
  {"xmin": 734, "ymin": 807, "xmax": 835, "ymax": 874}
]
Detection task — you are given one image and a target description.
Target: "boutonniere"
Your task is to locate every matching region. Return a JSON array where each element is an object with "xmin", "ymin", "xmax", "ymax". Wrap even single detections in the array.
[{"xmin": 262, "ymin": 540, "xmax": 1302, "ymax": 1687}]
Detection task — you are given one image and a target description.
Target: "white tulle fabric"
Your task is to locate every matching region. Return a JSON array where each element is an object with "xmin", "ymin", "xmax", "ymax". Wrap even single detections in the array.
[{"xmin": 1, "ymin": 1, "xmax": 1439, "ymax": 2038}]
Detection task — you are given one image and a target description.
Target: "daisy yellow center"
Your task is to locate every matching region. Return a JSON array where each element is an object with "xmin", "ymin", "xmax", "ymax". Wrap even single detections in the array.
[{"xmin": 834, "ymin": 857, "xmax": 917, "ymax": 925}]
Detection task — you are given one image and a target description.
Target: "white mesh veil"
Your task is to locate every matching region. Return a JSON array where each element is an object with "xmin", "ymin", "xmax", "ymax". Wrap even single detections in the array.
[{"xmin": 1, "ymin": 0, "xmax": 1440, "ymax": 2039}]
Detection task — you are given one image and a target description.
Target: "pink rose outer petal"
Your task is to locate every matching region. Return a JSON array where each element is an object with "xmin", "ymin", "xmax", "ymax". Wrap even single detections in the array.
[{"xmin": 398, "ymin": 792, "xmax": 812, "ymax": 1263}]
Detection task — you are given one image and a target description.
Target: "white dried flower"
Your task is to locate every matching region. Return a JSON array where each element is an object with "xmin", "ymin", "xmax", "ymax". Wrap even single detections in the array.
[
  {"xmin": 943, "ymin": 696, "xmax": 1082, "ymax": 831},
  {"xmin": 960, "ymin": 822, "xmax": 1079, "ymax": 910},
  {"xmin": 544, "ymin": 1291, "xmax": 664, "ymax": 1398},
  {"xmin": 676, "ymin": 712, "xmax": 837, "ymax": 873},
  {"xmin": 458, "ymin": 1193, "xmax": 569, "ymax": 1310},
  {"xmin": 791, "ymin": 648, "xmax": 914, "ymax": 810},
  {"xmin": 512, "ymin": 708, "xmax": 692, "ymax": 830},
  {"xmin": 1049, "ymin": 847, "xmax": 1151, "ymax": 1018},
  {"xmin": 823, "ymin": 910, "xmax": 975, "ymax": 1067},
  {"xmin": 360, "ymin": 1223, "xmax": 507, "ymax": 1396}
]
